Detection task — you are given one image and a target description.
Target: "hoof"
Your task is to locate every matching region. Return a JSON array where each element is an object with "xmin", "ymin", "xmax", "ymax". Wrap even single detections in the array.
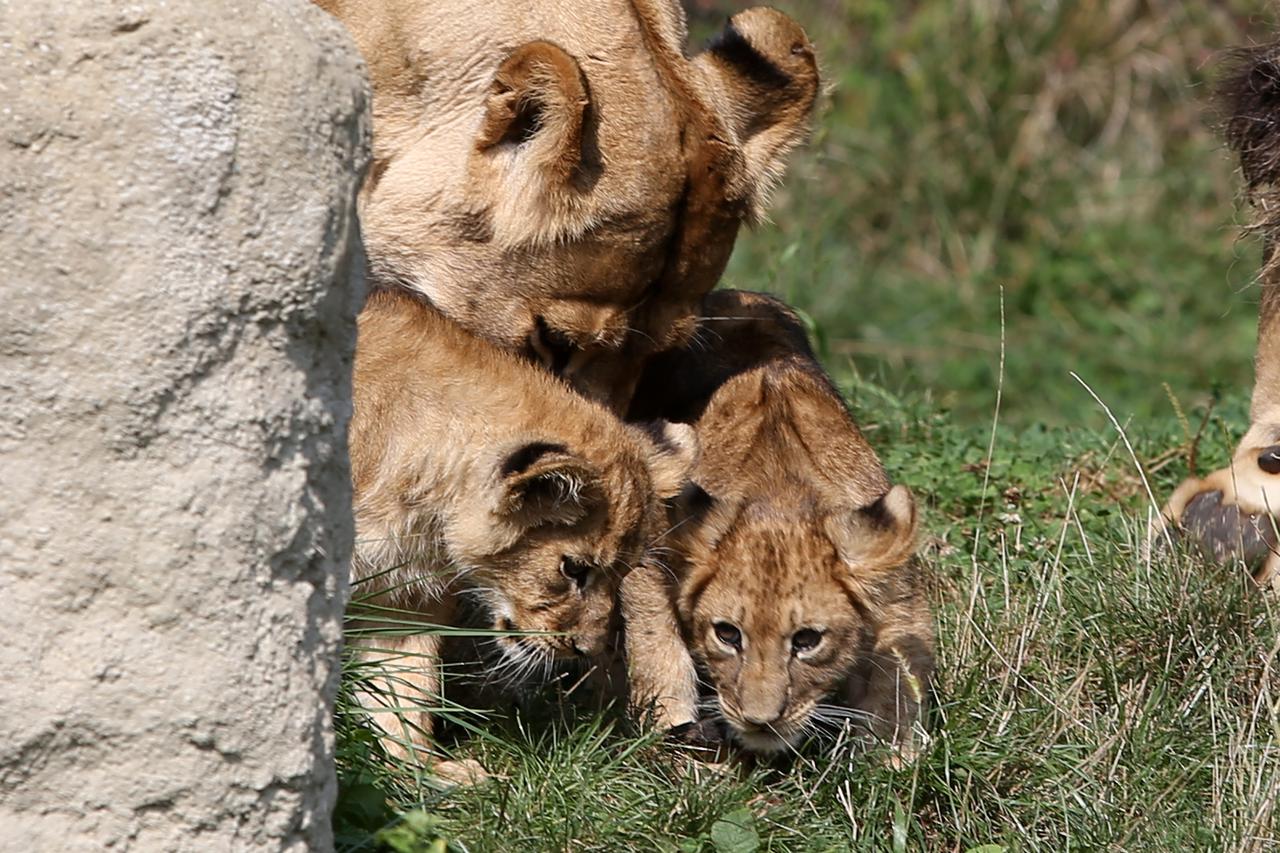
[
  {"xmin": 432, "ymin": 758, "xmax": 491, "ymax": 788},
  {"xmin": 1178, "ymin": 490, "xmax": 1278, "ymax": 566},
  {"xmin": 1157, "ymin": 452, "xmax": 1280, "ymax": 584}
]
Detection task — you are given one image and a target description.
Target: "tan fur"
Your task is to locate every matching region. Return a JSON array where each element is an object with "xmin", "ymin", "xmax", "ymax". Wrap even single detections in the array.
[
  {"xmin": 349, "ymin": 290, "xmax": 696, "ymax": 765},
  {"xmin": 623, "ymin": 291, "xmax": 934, "ymax": 756},
  {"xmin": 314, "ymin": 0, "xmax": 818, "ymax": 409}
]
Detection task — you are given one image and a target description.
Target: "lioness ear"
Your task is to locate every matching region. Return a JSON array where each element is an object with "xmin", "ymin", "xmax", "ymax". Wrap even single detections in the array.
[
  {"xmin": 474, "ymin": 41, "xmax": 593, "ymax": 246},
  {"xmin": 634, "ymin": 421, "xmax": 701, "ymax": 500},
  {"xmin": 692, "ymin": 7, "xmax": 819, "ymax": 220},
  {"xmin": 495, "ymin": 441, "xmax": 601, "ymax": 528},
  {"xmin": 826, "ymin": 485, "xmax": 919, "ymax": 575}
]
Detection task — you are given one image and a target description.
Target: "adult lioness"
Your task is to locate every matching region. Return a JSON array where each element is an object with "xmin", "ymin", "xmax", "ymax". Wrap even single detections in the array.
[
  {"xmin": 624, "ymin": 291, "xmax": 934, "ymax": 756},
  {"xmin": 316, "ymin": 0, "xmax": 819, "ymax": 409},
  {"xmin": 350, "ymin": 289, "xmax": 696, "ymax": 771}
]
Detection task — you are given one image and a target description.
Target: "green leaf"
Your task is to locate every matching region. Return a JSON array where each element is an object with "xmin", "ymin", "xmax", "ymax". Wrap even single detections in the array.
[
  {"xmin": 374, "ymin": 810, "xmax": 462, "ymax": 853},
  {"xmin": 710, "ymin": 808, "xmax": 760, "ymax": 853}
]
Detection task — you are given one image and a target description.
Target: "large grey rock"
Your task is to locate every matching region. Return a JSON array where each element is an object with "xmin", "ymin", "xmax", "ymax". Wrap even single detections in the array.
[{"xmin": 0, "ymin": 1, "xmax": 369, "ymax": 849}]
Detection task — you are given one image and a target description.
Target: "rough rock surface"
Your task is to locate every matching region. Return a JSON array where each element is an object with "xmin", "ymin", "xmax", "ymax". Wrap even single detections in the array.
[{"xmin": 0, "ymin": 1, "xmax": 369, "ymax": 849}]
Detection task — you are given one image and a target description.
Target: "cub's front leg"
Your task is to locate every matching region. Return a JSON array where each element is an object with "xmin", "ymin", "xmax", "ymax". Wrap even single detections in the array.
[
  {"xmin": 620, "ymin": 562, "xmax": 699, "ymax": 731},
  {"xmin": 350, "ymin": 629, "xmax": 488, "ymax": 785}
]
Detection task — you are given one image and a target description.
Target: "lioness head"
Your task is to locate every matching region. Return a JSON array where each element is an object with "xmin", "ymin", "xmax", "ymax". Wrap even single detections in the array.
[
  {"xmin": 320, "ymin": 0, "xmax": 820, "ymax": 408},
  {"xmin": 455, "ymin": 423, "xmax": 698, "ymax": 669},
  {"xmin": 676, "ymin": 485, "xmax": 919, "ymax": 753}
]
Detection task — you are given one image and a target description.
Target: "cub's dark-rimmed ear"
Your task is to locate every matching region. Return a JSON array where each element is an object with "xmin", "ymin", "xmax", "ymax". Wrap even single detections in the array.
[
  {"xmin": 692, "ymin": 7, "xmax": 819, "ymax": 220},
  {"xmin": 634, "ymin": 421, "xmax": 700, "ymax": 499},
  {"xmin": 473, "ymin": 40, "xmax": 594, "ymax": 247},
  {"xmin": 495, "ymin": 441, "xmax": 601, "ymax": 528},
  {"xmin": 826, "ymin": 484, "xmax": 919, "ymax": 576}
]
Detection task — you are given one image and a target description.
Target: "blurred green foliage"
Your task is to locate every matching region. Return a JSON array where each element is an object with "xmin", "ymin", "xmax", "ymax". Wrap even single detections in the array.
[{"xmin": 702, "ymin": 0, "xmax": 1274, "ymax": 426}]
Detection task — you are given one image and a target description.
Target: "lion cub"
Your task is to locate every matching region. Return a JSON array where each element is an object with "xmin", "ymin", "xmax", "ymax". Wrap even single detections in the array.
[
  {"xmin": 625, "ymin": 290, "xmax": 933, "ymax": 756},
  {"xmin": 350, "ymin": 289, "xmax": 695, "ymax": 770}
]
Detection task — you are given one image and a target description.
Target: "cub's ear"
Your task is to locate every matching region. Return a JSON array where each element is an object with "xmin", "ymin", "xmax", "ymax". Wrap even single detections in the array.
[
  {"xmin": 495, "ymin": 441, "xmax": 601, "ymax": 528},
  {"xmin": 473, "ymin": 41, "xmax": 593, "ymax": 246},
  {"xmin": 692, "ymin": 7, "xmax": 819, "ymax": 220},
  {"xmin": 634, "ymin": 421, "xmax": 701, "ymax": 500},
  {"xmin": 825, "ymin": 485, "xmax": 919, "ymax": 575}
]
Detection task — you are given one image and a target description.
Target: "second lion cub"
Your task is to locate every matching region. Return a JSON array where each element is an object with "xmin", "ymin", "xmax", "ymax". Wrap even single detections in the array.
[
  {"xmin": 350, "ymin": 289, "xmax": 696, "ymax": 771},
  {"xmin": 625, "ymin": 290, "xmax": 934, "ymax": 757}
]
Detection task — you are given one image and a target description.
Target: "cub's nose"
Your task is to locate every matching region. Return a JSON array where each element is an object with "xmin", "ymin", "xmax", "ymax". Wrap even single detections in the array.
[
  {"xmin": 739, "ymin": 695, "xmax": 787, "ymax": 727},
  {"xmin": 741, "ymin": 711, "xmax": 783, "ymax": 728}
]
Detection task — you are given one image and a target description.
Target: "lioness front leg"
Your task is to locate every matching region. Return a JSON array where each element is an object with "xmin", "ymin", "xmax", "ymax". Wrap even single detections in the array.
[{"xmin": 620, "ymin": 563, "xmax": 699, "ymax": 731}]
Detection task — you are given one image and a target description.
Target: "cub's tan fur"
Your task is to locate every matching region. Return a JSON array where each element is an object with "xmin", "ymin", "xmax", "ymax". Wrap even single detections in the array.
[
  {"xmin": 315, "ymin": 0, "xmax": 818, "ymax": 408},
  {"xmin": 350, "ymin": 290, "xmax": 696, "ymax": 766},
  {"xmin": 624, "ymin": 291, "xmax": 934, "ymax": 755}
]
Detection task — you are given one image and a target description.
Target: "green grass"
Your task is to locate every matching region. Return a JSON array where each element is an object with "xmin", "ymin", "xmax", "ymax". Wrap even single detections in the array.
[
  {"xmin": 723, "ymin": 0, "xmax": 1268, "ymax": 427},
  {"xmin": 334, "ymin": 1, "xmax": 1280, "ymax": 849},
  {"xmin": 337, "ymin": 385, "xmax": 1280, "ymax": 851}
]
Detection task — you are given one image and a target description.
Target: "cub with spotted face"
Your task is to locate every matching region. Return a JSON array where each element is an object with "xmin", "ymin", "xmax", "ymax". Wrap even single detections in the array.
[
  {"xmin": 350, "ymin": 289, "xmax": 696, "ymax": 770},
  {"xmin": 624, "ymin": 290, "xmax": 933, "ymax": 756}
]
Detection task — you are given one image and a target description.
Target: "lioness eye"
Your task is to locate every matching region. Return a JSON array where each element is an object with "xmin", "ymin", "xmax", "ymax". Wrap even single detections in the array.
[
  {"xmin": 792, "ymin": 629, "xmax": 823, "ymax": 654},
  {"xmin": 713, "ymin": 621, "xmax": 742, "ymax": 650},
  {"xmin": 559, "ymin": 556, "xmax": 591, "ymax": 591}
]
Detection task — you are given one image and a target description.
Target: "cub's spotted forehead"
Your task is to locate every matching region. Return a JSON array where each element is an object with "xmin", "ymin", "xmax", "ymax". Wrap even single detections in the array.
[
  {"xmin": 714, "ymin": 515, "xmax": 845, "ymax": 584},
  {"xmin": 683, "ymin": 513, "xmax": 867, "ymax": 628}
]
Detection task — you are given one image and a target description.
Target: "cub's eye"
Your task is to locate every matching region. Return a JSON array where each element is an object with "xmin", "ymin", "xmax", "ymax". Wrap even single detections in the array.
[
  {"xmin": 791, "ymin": 629, "xmax": 823, "ymax": 654},
  {"xmin": 559, "ymin": 556, "xmax": 592, "ymax": 591},
  {"xmin": 713, "ymin": 621, "xmax": 742, "ymax": 650}
]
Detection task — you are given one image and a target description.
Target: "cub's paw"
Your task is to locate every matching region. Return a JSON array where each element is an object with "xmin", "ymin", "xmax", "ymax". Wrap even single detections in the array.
[
  {"xmin": 665, "ymin": 718, "xmax": 733, "ymax": 766},
  {"xmin": 666, "ymin": 718, "xmax": 727, "ymax": 750},
  {"xmin": 432, "ymin": 758, "xmax": 491, "ymax": 788},
  {"xmin": 1156, "ymin": 443, "xmax": 1280, "ymax": 584}
]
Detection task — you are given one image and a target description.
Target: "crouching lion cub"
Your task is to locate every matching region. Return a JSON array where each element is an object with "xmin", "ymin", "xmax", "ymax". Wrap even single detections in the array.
[
  {"xmin": 350, "ymin": 289, "xmax": 696, "ymax": 774},
  {"xmin": 624, "ymin": 290, "xmax": 934, "ymax": 758}
]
